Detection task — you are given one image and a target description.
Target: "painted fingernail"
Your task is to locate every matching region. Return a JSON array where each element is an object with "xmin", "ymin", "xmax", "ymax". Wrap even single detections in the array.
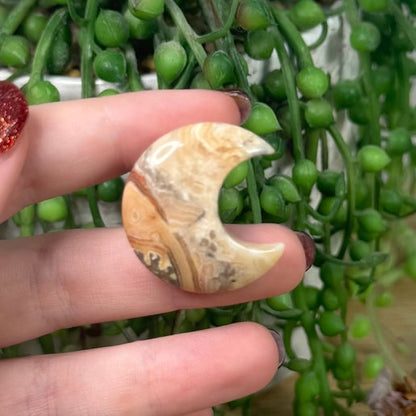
[
  {"xmin": 269, "ymin": 330, "xmax": 286, "ymax": 368},
  {"xmin": 295, "ymin": 231, "xmax": 316, "ymax": 271},
  {"xmin": 222, "ymin": 88, "xmax": 251, "ymax": 124},
  {"xmin": 0, "ymin": 81, "xmax": 29, "ymax": 153}
]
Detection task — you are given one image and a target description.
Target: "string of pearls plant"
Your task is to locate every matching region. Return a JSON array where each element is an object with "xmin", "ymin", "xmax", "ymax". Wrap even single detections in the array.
[{"xmin": 1, "ymin": 0, "xmax": 416, "ymax": 414}]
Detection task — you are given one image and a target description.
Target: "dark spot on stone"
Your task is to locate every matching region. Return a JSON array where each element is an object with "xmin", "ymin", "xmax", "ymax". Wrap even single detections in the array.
[
  {"xmin": 196, "ymin": 211, "xmax": 206, "ymax": 222},
  {"xmin": 135, "ymin": 250, "xmax": 179, "ymax": 286},
  {"xmin": 211, "ymin": 261, "xmax": 238, "ymax": 290},
  {"xmin": 216, "ymin": 262, "xmax": 236, "ymax": 288},
  {"xmin": 190, "ymin": 210, "xmax": 206, "ymax": 226},
  {"xmin": 209, "ymin": 243, "xmax": 217, "ymax": 252}
]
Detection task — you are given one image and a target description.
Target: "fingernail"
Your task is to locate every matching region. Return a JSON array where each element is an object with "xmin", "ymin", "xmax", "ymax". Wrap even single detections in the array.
[
  {"xmin": 0, "ymin": 81, "xmax": 29, "ymax": 153},
  {"xmin": 269, "ymin": 330, "xmax": 286, "ymax": 368},
  {"xmin": 221, "ymin": 88, "xmax": 251, "ymax": 124},
  {"xmin": 295, "ymin": 231, "xmax": 315, "ymax": 271}
]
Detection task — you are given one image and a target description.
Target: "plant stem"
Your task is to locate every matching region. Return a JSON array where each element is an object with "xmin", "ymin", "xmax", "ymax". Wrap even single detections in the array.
[
  {"xmin": 19, "ymin": 224, "xmax": 34, "ymax": 237},
  {"xmin": 203, "ymin": 4, "xmax": 263, "ymax": 223},
  {"xmin": 86, "ymin": 186, "xmax": 105, "ymax": 228},
  {"xmin": 80, "ymin": 0, "xmax": 98, "ymax": 99},
  {"xmin": 227, "ymin": 38, "xmax": 254, "ymax": 99},
  {"xmin": 315, "ymin": 248, "xmax": 388, "ymax": 268},
  {"xmin": 282, "ymin": 320, "xmax": 297, "ymax": 359},
  {"xmin": 271, "ymin": 6, "xmax": 314, "ymax": 69},
  {"xmin": 305, "ymin": 129, "xmax": 320, "ymax": 163},
  {"xmin": 309, "ymin": 22, "xmax": 329, "ymax": 51},
  {"xmin": 27, "ymin": 8, "xmax": 68, "ymax": 87},
  {"xmin": 359, "ymin": 53, "xmax": 381, "ymax": 146},
  {"xmin": 198, "ymin": 0, "xmax": 225, "ymax": 49},
  {"xmin": 341, "ymin": 0, "xmax": 360, "ymax": 28},
  {"xmin": 395, "ymin": 52, "xmax": 411, "ymax": 127},
  {"xmin": 0, "ymin": 0, "xmax": 36, "ymax": 36},
  {"xmin": 320, "ymin": 130, "xmax": 329, "ymax": 170},
  {"xmin": 325, "ymin": 5, "xmax": 345, "ymax": 17},
  {"xmin": 366, "ymin": 286, "xmax": 406, "ymax": 380},
  {"xmin": 388, "ymin": 0, "xmax": 416, "ymax": 49},
  {"xmin": 165, "ymin": 0, "xmax": 207, "ymax": 67},
  {"xmin": 292, "ymin": 284, "xmax": 334, "ymax": 416},
  {"xmin": 174, "ymin": 53, "xmax": 196, "ymax": 89},
  {"xmin": 246, "ymin": 160, "xmax": 262, "ymax": 224},
  {"xmin": 78, "ymin": 0, "xmax": 108, "ymax": 227},
  {"xmin": 197, "ymin": 0, "xmax": 238, "ymax": 43},
  {"xmin": 327, "ymin": 124, "xmax": 356, "ymax": 259},
  {"xmin": 125, "ymin": 44, "xmax": 144, "ymax": 92},
  {"xmin": 63, "ymin": 194, "xmax": 76, "ymax": 229},
  {"xmin": 386, "ymin": 156, "xmax": 403, "ymax": 189},
  {"xmin": 342, "ymin": 0, "xmax": 381, "ymax": 146},
  {"xmin": 115, "ymin": 322, "xmax": 137, "ymax": 342},
  {"xmin": 304, "ymin": 196, "xmax": 344, "ymax": 223},
  {"xmin": 270, "ymin": 26, "xmax": 304, "ymax": 161},
  {"xmin": 171, "ymin": 310, "xmax": 184, "ymax": 334},
  {"xmin": 67, "ymin": 0, "xmax": 86, "ymax": 26},
  {"xmin": 1, "ymin": 345, "xmax": 20, "ymax": 358},
  {"xmin": 39, "ymin": 333, "xmax": 55, "ymax": 354}
]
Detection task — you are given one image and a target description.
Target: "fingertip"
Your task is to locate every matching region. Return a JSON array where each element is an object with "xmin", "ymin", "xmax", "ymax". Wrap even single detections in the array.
[
  {"xmin": 268, "ymin": 330, "xmax": 286, "ymax": 368},
  {"xmin": 220, "ymin": 88, "xmax": 252, "ymax": 124},
  {"xmin": 179, "ymin": 89, "xmax": 242, "ymax": 125},
  {"xmin": 274, "ymin": 225, "xmax": 309, "ymax": 291},
  {"xmin": 294, "ymin": 231, "xmax": 315, "ymax": 271},
  {"xmin": 127, "ymin": 89, "xmax": 242, "ymax": 127},
  {"xmin": 212, "ymin": 323, "xmax": 285, "ymax": 394},
  {"xmin": 195, "ymin": 322, "xmax": 281, "ymax": 394}
]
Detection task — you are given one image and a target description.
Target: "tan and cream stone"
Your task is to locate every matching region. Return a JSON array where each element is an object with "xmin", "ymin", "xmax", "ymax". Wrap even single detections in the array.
[{"xmin": 122, "ymin": 122, "xmax": 284, "ymax": 293}]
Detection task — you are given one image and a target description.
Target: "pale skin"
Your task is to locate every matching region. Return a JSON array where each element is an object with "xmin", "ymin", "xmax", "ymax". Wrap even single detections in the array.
[{"xmin": 0, "ymin": 90, "xmax": 306, "ymax": 416}]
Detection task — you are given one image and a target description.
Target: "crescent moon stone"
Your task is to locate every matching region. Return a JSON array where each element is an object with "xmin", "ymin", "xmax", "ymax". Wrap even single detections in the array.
[{"xmin": 122, "ymin": 122, "xmax": 284, "ymax": 293}]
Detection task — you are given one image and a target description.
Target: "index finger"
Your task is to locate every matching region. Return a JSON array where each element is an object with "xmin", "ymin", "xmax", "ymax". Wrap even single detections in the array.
[{"xmin": 2, "ymin": 90, "xmax": 241, "ymax": 221}]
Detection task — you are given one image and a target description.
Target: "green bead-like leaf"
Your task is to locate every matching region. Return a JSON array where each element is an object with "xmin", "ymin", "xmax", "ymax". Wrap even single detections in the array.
[{"xmin": 357, "ymin": 145, "xmax": 391, "ymax": 172}]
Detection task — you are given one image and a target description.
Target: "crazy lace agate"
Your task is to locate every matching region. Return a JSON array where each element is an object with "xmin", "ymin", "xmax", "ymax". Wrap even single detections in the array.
[{"xmin": 122, "ymin": 122, "xmax": 284, "ymax": 293}]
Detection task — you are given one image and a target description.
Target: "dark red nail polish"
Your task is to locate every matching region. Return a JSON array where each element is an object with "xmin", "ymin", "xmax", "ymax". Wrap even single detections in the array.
[
  {"xmin": 0, "ymin": 81, "xmax": 29, "ymax": 153},
  {"xmin": 295, "ymin": 231, "xmax": 315, "ymax": 270},
  {"xmin": 222, "ymin": 88, "xmax": 251, "ymax": 124}
]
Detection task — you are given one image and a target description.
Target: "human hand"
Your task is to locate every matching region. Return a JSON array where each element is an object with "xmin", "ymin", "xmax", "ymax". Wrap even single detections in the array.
[{"xmin": 0, "ymin": 89, "xmax": 310, "ymax": 416}]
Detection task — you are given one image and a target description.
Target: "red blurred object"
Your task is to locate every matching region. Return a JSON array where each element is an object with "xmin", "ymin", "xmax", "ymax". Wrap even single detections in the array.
[{"xmin": 0, "ymin": 81, "xmax": 29, "ymax": 152}]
